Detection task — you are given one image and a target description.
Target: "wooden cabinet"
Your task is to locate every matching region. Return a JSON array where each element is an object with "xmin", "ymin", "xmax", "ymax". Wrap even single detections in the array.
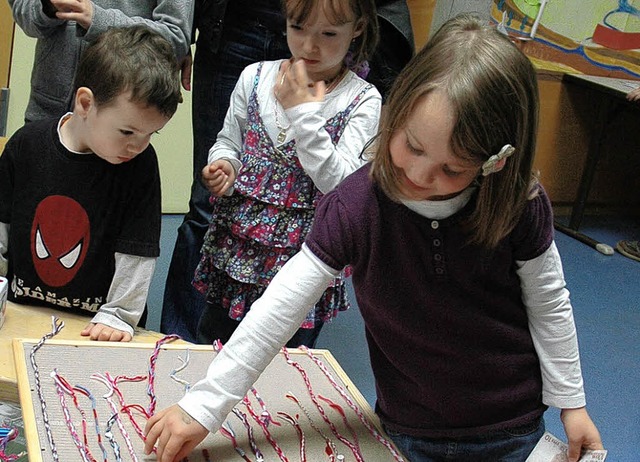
[
  {"xmin": 534, "ymin": 70, "xmax": 640, "ymax": 214},
  {"xmin": 0, "ymin": 3, "xmax": 14, "ymax": 136},
  {"xmin": 407, "ymin": 0, "xmax": 434, "ymax": 50},
  {"xmin": 0, "ymin": 2, "xmax": 13, "ymax": 89}
]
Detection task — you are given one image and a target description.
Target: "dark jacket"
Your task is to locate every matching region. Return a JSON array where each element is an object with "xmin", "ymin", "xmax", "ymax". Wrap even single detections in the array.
[{"xmin": 193, "ymin": 0, "xmax": 229, "ymax": 52}]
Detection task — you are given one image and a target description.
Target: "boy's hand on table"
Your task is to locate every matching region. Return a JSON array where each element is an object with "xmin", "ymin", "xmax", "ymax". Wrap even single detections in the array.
[{"xmin": 81, "ymin": 322, "xmax": 132, "ymax": 342}]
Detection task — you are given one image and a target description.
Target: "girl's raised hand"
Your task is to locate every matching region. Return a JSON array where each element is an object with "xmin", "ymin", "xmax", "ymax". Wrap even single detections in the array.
[
  {"xmin": 201, "ymin": 160, "xmax": 236, "ymax": 196},
  {"xmin": 275, "ymin": 59, "xmax": 326, "ymax": 109}
]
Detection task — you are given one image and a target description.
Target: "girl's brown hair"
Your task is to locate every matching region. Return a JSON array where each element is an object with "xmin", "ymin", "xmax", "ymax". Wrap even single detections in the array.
[
  {"xmin": 370, "ymin": 13, "xmax": 540, "ymax": 249},
  {"xmin": 283, "ymin": 0, "xmax": 379, "ymax": 65}
]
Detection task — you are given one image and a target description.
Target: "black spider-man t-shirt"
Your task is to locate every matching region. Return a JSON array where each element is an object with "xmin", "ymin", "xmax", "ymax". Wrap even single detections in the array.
[{"xmin": 0, "ymin": 118, "xmax": 161, "ymax": 313}]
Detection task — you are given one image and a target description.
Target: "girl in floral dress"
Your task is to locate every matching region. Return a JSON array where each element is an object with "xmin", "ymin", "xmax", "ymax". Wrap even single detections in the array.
[{"xmin": 192, "ymin": 0, "xmax": 382, "ymax": 347}]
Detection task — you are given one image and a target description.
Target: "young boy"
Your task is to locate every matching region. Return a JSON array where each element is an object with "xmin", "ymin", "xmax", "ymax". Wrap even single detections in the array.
[{"xmin": 0, "ymin": 25, "xmax": 182, "ymax": 341}]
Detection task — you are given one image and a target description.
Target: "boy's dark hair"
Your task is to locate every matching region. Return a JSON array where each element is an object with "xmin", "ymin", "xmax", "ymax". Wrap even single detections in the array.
[{"xmin": 73, "ymin": 25, "xmax": 182, "ymax": 118}]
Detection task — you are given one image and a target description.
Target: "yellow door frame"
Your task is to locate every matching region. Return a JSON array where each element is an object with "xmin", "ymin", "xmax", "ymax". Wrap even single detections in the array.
[{"xmin": 0, "ymin": 2, "xmax": 15, "ymax": 136}]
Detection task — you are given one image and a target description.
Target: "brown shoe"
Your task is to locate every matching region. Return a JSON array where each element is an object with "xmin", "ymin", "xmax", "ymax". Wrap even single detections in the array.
[{"xmin": 616, "ymin": 240, "xmax": 640, "ymax": 262}]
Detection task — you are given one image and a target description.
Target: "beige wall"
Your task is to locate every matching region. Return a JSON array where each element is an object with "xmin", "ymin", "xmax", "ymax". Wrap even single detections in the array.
[{"xmin": 6, "ymin": 30, "xmax": 193, "ymax": 213}]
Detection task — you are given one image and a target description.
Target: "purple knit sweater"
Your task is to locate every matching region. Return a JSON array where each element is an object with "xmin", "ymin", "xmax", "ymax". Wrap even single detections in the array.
[{"xmin": 305, "ymin": 164, "xmax": 553, "ymax": 438}]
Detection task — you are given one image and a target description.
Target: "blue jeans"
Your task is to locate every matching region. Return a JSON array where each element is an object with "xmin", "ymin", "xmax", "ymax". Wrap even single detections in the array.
[
  {"xmin": 385, "ymin": 417, "xmax": 544, "ymax": 462},
  {"xmin": 160, "ymin": 14, "xmax": 290, "ymax": 342}
]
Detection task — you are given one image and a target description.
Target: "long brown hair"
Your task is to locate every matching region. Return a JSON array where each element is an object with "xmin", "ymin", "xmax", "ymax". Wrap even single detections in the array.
[{"xmin": 370, "ymin": 14, "xmax": 539, "ymax": 249}]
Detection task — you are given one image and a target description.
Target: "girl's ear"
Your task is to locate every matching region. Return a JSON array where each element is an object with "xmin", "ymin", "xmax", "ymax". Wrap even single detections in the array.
[
  {"xmin": 352, "ymin": 18, "xmax": 365, "ymax": 39},
  {"xmin": 74, "ymin": 87, "xmax": 95, "ymax": 117}
]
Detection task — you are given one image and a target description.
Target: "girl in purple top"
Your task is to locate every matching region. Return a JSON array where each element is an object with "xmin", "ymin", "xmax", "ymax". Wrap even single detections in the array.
[{"xmin": 146, "ymin": 14, "xmax": 604, "ymax": 462}]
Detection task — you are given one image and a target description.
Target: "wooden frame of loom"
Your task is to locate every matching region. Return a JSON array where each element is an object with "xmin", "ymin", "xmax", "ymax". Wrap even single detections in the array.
[{"xmin": 13, "ymin": 338, "xmax": 405, "ymax": 462}]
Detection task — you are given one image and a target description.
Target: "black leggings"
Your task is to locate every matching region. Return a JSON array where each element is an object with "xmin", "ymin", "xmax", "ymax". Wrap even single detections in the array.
[{"xmin": 196, "ymin": 302, "xmax": 324, "ymax": 348}]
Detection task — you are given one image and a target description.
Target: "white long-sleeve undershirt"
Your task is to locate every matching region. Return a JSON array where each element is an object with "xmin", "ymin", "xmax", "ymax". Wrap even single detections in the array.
[
  {"xmin": 90, "ymin": 252, "xmax": 156, "ymax": 336},
  {"xmin": 0, "ymin": 221, "xmax": 8, "ymax": 277}
]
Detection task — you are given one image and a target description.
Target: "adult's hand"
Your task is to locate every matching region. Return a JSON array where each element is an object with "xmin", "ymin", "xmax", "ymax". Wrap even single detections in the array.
[
  {"xmin": 626, "ymin": 86, "xmax": 640, "ymax": 102},
  {"xmin": 50, "ymin": 0, "xmax": 93, "ymax": 29}
]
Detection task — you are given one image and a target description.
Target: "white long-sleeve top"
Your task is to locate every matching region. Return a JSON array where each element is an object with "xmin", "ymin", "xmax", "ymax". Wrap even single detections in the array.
[
  {"xmin": 208, "ymin": 60, "xmax": 382, "ymax": 194},
  {"xmin": 178, "ymin": 189, "xmax": 586, "ymax": 433}
]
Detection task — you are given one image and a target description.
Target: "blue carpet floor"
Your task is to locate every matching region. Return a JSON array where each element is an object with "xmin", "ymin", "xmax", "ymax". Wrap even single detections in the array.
[{"xmin": 151, "ymin": 214, "xmax": 640, "ymax": 460}]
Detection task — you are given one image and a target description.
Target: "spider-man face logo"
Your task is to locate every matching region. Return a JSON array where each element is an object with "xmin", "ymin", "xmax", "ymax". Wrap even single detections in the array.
[{"xmin": 30, "ymin": 195, "xmax": 90, "ymax": 287}]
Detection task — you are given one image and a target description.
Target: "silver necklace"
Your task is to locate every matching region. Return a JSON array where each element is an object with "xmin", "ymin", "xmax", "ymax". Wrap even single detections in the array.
[
  {"xmin": 323, "ymin": 64, "xmax": 347, "ymax": 93},
  {"xmin": 274, "ymin": 100, "xmax": 290, "ymax": 145}
]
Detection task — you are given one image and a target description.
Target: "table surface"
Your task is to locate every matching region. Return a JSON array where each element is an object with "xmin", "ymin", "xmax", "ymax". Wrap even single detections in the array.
[
  {"xmin": 563, "ymin": 73, "xmax": 639, "ymax": 98},
  {"xmin": 0, "ymin": 301, "xmax": 169, "ymax": 402},
  {"xmin": 12, "ymin": 340, "xmax": 395, "ymax": 462},
  {"xmin": 3, "ymin": 305, "xmax": 398, "ymax": 461}
]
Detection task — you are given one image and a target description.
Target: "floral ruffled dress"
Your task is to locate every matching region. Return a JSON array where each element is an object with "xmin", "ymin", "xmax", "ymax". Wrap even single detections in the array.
[{"xmin": 193, "ymin": 62, "xmax": 372, "ymax": 328}]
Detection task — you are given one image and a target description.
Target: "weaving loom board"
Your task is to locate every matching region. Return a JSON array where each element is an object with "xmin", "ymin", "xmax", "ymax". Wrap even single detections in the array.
[{"xmin": 13, "ymin": 339, "xmax": 404, "ymax": 461}]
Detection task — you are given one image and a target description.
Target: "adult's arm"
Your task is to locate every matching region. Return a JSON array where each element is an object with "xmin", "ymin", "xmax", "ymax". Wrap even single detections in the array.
[
  {"xmin": 0, "ymin": 222, "xmax": 8, "ymax": 277},
  {"xmin": 84, "ymin": 1, "xmax": 194, "ymax": 58},
  {"xmin": 10, "ymin": 0, "xmax": 194, "ymax": 58},
  {"xmin": 9, "ymin": 0, "xmax": 65, "ymax": 37}
]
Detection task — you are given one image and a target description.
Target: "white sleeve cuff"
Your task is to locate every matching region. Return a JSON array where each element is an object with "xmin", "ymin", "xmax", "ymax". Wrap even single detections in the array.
[
  {"xmin": 0, "ymin": 222, "xmax": 9, "ymax": 277},
  {"xmin": 90, "ymin": 253, "xmax": 156, "ymax": 337}
]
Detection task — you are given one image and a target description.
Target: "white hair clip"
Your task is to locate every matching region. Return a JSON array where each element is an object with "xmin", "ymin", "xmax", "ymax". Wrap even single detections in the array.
[{"xmin": 482, "ymin": 144, "xmax": 515, "ymax": 176}]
